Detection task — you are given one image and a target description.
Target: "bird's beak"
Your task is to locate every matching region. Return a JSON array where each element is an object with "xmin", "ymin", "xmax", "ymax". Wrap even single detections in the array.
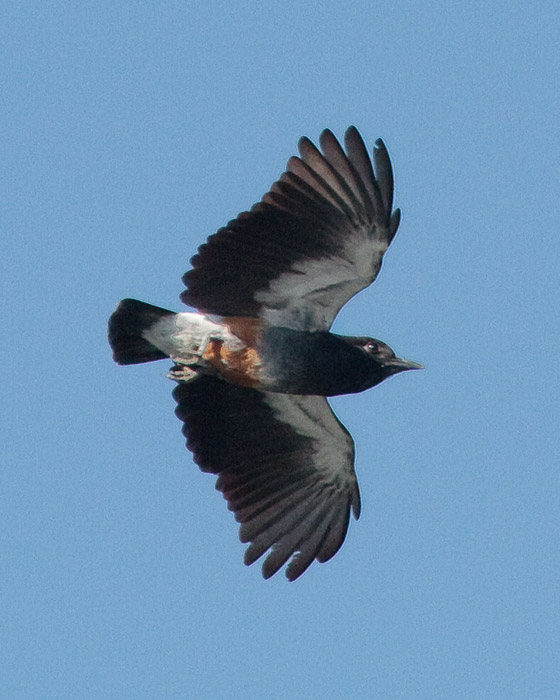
[{"xmin": 389, "ymin": 357, "xmax": 424, "ymax": 372}]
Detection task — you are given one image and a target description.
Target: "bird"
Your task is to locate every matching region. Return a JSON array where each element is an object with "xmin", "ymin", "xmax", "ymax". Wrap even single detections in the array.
[{"xmin": 108, "ymin": 126, "xmax": 422, "ymax": 581}]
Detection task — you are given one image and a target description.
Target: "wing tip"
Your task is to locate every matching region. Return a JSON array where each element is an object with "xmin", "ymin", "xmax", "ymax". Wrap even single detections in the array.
[
  {"xmin": 344, "ymin": 124, "xmax": 360, "ymax": 139},
  {"xmin": 374, "ymin": 137, "xmax": 386, "ymax": 150}
]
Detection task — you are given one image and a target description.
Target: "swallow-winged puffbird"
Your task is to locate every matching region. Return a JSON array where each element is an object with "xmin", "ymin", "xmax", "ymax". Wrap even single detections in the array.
[{"xmin": 108, "ymin": 126, "xmax": 422, "ymax": 581}]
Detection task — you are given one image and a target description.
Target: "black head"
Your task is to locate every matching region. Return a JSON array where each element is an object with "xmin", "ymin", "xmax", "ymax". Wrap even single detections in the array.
[{"xmin": 340, "ymin": 336, "xmax": 423, "ymax": 392}]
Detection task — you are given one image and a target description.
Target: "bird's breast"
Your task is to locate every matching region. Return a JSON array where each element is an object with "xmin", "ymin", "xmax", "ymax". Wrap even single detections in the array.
[
  {"xmin": 202, "ymin": 338, "xmax": 263, "ymax": 388},
  {"xmin": 200, "ymin": 316, "xmax": 264, "ymax": 388}
]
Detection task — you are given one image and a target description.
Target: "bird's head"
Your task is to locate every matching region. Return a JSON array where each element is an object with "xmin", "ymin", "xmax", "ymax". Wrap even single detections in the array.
[{"xmin": 341, "ymin": 336, "xmax": 423, "ymax": 391}]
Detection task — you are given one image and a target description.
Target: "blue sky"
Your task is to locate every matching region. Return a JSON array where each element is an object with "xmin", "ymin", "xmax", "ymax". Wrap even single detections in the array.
[{"xmin": 3, "ymin": 1, "xmax": 559, "ymax": 698}]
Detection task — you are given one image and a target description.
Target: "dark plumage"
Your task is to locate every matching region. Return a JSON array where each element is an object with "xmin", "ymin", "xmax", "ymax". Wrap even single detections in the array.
[{"xmin": 108, "ymin": 126, "xmax": 421, "ymax": 580}]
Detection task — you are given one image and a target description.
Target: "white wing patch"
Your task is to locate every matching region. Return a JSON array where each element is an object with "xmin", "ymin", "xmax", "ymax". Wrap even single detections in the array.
[
  {"xmin": 256, "ymin": 230, "xmax": 387, "ymax": 330},
  {"xmin": 264, "ymin": 393, "xmax": 357, "ymax": 499}
]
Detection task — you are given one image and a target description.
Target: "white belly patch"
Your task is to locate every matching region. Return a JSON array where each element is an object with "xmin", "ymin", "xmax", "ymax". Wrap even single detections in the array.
[{"xmin": 142, "ymin": 312, "xmax": 241, "ymax": 364}]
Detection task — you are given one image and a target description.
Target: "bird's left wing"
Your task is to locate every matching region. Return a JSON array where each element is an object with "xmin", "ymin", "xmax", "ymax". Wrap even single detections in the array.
[
  {"xmin": 182, "ymin": 127, "xmax": 400, "ymax": 331},
  {"xmin": 173, "ymin": 375, "xmax": 360, "ymax": 581}
]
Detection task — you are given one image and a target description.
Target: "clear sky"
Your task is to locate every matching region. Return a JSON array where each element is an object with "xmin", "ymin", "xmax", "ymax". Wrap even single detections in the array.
[{"xmin": 3, "ymin": 1, "xmax": 559, "ymax": 698}]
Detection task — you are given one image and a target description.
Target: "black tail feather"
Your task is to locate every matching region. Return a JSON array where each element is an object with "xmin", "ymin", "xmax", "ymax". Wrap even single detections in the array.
[{"xmin": 108, "ymin": 298, "xmax": 175, "ymax": 365}]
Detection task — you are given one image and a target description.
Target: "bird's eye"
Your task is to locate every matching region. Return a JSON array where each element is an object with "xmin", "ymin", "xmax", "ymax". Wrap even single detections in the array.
[{"xmin": 365, "ymin": 342, "xmax": 379, "ymax": 353}]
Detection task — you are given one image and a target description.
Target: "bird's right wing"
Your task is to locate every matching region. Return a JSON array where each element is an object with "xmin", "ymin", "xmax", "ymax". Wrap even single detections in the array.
[
  {"xmin": 173, "ymin": 375, "xmax": 361, "ymax": 581},
  {"xmin": 182, "ymin": 127, "xmax": 400, "ymax": 331}
]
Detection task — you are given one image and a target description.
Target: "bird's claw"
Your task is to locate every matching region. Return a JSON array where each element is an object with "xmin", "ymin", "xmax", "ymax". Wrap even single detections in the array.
[{"xmin": 168, "ymin": 364, "xmax": 199, "ymax": 383}]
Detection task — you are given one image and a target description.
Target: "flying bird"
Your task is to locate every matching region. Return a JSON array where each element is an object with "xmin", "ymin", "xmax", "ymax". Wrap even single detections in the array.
[{"xmin": 108, "ymin": 126, "xmax": 421, "ymax": 581}]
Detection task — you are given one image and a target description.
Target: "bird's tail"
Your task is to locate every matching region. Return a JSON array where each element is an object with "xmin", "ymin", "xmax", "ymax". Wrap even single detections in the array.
[{"xmin": 108, "ymin": 298, "xmax": 175, "ymax": 365}]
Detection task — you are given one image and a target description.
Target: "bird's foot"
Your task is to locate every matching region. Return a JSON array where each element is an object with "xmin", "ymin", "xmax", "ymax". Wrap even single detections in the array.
[{"xmin": 168, "ymin": 364, "xmax": 200, "ymax": 383}]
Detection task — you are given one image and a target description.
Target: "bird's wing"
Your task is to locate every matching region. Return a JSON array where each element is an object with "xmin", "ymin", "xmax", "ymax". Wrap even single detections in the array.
[
  {"xmin": 173, "ymin": 375, "xmax": 360, "ymax": 581},
  {"xmin": 182, "ymin": 126, "xmax": 400, "ymax": 331}
]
